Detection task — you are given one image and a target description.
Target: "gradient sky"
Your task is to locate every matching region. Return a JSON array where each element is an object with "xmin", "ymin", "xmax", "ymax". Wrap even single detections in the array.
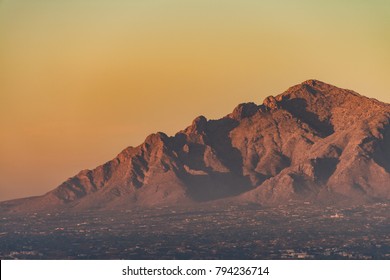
[{"xmin": 1, "ymin": 0, "xmax": 389, "ymax": 200}]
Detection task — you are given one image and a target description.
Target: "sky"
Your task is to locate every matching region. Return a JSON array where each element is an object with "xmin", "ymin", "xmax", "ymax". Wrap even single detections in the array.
[{"xmin": 0, "ymin": 0, "xmax": 389, "ymax": 201}]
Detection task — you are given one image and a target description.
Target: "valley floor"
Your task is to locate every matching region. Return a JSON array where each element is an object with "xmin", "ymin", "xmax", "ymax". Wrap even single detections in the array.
[{"xmin": 1, "ymin": 202, "xmax": 390, "ymax": 259}]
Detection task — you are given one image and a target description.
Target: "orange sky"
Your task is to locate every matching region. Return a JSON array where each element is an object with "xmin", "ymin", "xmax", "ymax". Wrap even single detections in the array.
[{"xmin": 1, "ymin": 0, "xmax": 389, "ymax": 200}]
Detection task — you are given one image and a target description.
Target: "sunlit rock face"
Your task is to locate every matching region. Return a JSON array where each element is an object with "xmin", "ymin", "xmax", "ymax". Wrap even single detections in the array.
[{"xmin": 2, "ymin": 80, "xmax": 390, "ymax": 212}]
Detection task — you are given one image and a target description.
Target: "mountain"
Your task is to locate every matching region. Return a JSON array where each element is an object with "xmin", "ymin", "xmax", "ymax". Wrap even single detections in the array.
[{"xmin": 2, "ymin": 80, "xmax": 390, "ymax": 212}]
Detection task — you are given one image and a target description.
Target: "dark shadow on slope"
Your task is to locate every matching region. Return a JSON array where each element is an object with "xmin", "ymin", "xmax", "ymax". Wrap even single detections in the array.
[
  {"xmin": 312, "ymin": 158, "xmax": 340, "ymax": 183},
  {"xmin": 206, "ymin": 118, "xmax": 248, "ymax": 174},
  {"xmin": 290, "ymin": 174, "xmax": 311, "ymax": 195},
  {"xmin": 280, "ymin": 98, "xmax": 334, "ymax": 137},
  {"xmin": 352, "ymin": 183, "xmax": 367, "ymax": 195},
  {"xmin": 372, "ymin": 122, "xmax": 390, "ymax": 173},
  {"xmin": 173, "ymin": 118, "xmax": 254, "ymax": 202}
]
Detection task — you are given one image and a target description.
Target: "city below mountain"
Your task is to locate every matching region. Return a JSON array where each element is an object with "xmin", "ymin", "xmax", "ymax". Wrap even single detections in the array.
[{"xmin": 2, "ymin": 80, "xmax": 390, "ymax": 213}]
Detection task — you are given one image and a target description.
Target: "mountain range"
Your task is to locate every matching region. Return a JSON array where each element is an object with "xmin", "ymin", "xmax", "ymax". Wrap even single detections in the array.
[{"xmin": 2, "ymin": 80, "xmax": 390, "ymax": 212}]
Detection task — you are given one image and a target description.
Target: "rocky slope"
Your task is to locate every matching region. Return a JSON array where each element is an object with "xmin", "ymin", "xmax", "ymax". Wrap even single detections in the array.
[{"xmin": 2, "ymin": 80, "xmax": 390, "ymax": 212}]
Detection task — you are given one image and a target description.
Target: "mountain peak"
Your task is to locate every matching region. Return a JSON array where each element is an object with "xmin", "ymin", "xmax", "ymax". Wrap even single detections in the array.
[
  {"xmin": 144, "ymin": 132, "xmax": 169, "ymax": 145},
  {"xmin": 283, "ymin": 79, "xmax": 359, "ymax": 100},
  {"xmin": 262, "ymin": 96, "xmax": 280, "ymax": 110},
  {"xmin": 301, "ymin": 79, "xmax": 325, "ymax": 87},
  {"xmin": 185, "ymin": 115, "xmax": 208, "ymax": 134},
  {"xmin": 2, "ymin": 80, "xmax": 390, "ymax": 213},
  {"xmin": 229, "ymin": 102, "xmax": 259, "ymax": 119}
]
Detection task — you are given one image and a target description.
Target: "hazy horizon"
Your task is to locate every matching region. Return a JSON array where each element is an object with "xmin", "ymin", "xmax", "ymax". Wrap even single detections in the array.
[{"xmin": 1, "ymin": 0, "xmax": 390, "ymax": 201}]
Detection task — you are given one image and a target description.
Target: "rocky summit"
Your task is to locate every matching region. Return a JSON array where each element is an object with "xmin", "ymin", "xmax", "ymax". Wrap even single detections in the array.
[{"xmin": 2, "ymin": 80, "xmax": 390, "ymax": 212}]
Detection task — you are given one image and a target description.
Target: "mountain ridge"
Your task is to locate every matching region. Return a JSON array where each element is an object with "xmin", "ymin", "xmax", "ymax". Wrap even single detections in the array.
[{"xmin": 2, "ymin": 79, "xmax": 390, "ymax": 212}]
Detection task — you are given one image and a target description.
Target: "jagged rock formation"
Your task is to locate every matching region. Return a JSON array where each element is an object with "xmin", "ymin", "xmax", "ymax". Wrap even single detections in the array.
[{"xmin": 2, "ymin": 80, "xmax": 390, "ymax": 212}]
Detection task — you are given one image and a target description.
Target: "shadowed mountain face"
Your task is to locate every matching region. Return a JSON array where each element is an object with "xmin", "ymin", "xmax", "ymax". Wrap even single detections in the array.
[{"xmin": 2, "ymin": 80, "xmax": 390, "ymax": 212}]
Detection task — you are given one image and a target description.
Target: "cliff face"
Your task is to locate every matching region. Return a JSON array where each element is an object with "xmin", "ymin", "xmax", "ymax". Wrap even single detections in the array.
[{"xmin": 2, "ymin": 80, "xmax": 390, "ymax": 212}]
